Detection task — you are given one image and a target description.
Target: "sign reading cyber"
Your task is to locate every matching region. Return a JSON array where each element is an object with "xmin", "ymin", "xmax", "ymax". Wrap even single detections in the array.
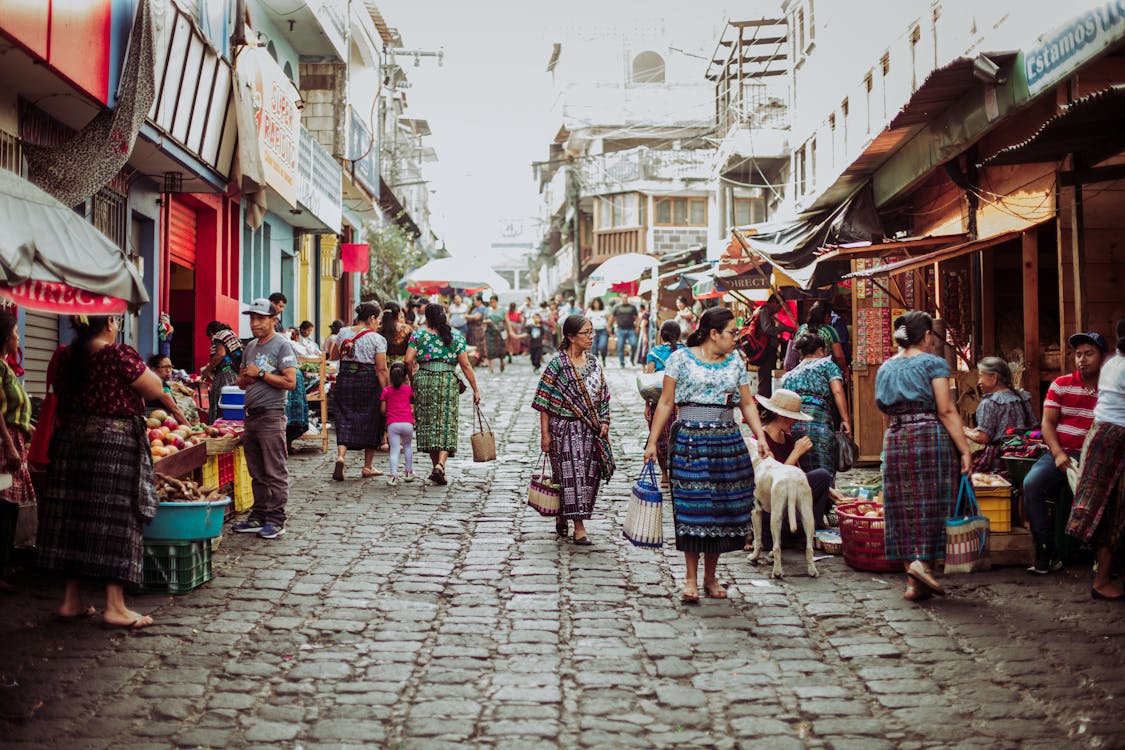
[{"xmin": 1025, "ymin": 2, "xmax": 1125, "ymax": 97}]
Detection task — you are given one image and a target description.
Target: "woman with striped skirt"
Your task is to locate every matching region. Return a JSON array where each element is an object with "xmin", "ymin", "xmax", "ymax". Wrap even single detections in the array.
[
  {"xmin": 875, "ymin": 311, "xmax": 972, "ymax": 602},
  {"xmin": 646, "ymin": 307, "xmax": 770, "ymax": 602},
  {"xmin": 781, "ymin": 333, "xmax": 851, "ymax": 478},
  {"xmin": 328, "ymin": 302, "xmax": 389, "ymax": 480},
  {"xmin": 405, "ymin": 304, "xmax": 480, "ymax": 485}
]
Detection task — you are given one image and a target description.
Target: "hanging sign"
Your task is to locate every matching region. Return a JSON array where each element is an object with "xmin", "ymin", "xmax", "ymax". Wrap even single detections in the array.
[
  {"xmin": 0, "ymin": 281, "xmax": 127, "ymax": 315},
  {"xmin": 1024, "ymin": 2, "xmax": 1125, "ymax": 97}
]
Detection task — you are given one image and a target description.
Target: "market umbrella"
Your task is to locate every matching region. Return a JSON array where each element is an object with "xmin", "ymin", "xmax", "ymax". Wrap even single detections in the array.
[
  {"xmin": 401, "ymin": 256, "xmax": 512, "ymax": 294},
  {"xmin": 0, "ymin": 169, "xmax": 147, "ymax": 313},
  {"xmin": 587, "ymin": 253, "xmax": 659, "ymax": 285}
]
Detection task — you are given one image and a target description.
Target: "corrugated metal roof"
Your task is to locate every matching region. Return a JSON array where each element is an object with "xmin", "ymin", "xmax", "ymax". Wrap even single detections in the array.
[{"xmin": 979, "ymin": 85, "xmax": 1125, "ymax": 166}]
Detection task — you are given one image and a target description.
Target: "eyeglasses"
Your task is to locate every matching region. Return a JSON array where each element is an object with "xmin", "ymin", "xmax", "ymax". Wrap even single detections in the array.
[
  {"xmin": 720, "ymin": 328, "xmax": 738, "ymax": 337},
  {"xmin": 575, "ymin": 329, "xmax": 595, "ymax": 337}
]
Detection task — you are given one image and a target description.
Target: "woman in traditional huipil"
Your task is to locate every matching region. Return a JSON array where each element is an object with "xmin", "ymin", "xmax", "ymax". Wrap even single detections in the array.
[
  {"xmin": 533, "ymin": 315, "xmax": 614, "ymax": 545},
  {"xmin": 0, "ymin": 311, "xmax": 34, "ymax": 592},
  {"xmin": 329, "ymin": 302, "xmax": 389, "ymax": 480},
  {"xmin": 482, "ymin": 297, "xmax": 507, "ymax": 373},
  {"xmin": 405, "ymin": 303, "xmax": 480, "ymax": 486},
  {"xmin": 201, "ymin": 320, "xmax": 242, "ymax": 423},
  {"xmin": 781, "ymin": 333, "xmax": 851, "ymax": 477},
  {"xmin": 876, "ymin": 311, "xmax": 972, "ymax": 602},
  {"xmin": 646, "ymin": 307, "xmax": 769, "ymax": 602}
]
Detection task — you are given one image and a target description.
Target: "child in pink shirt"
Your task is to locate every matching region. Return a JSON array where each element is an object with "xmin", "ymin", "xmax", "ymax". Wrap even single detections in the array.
[{"xmin": 381, "ymin": 362, "xmax": 415, "ymax": 485}]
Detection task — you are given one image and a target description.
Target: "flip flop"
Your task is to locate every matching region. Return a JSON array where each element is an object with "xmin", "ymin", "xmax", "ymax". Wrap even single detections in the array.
[
  {"xmin": 680, "ymin": 585, "xmax": 700, "ymax": 603},
  {"xmin": 572, "ymin": 535, "xmax": 593, "ymax": 546},
  {"xmin": 56, "ymin": 605, "xmax": 96, "ymax": 623},
  {"xmin": 907, "ymin": 561, "xmax": 946, "ymax": 596},
  {"xmin": 430, "ymin": 464, "xmax": 447, "ymax": 486},
  {"xmin": 332, "ymin": 459, "xmax": 345, "ymax": 481},
  {"xmin": 703, "ymin": 581, "xmax": 728, "ymax": 599},
  {"xmin": 100, "ymin": 615, "xmax": 154, "ymax": 631},
  {"xmin": 361, "ymin": 468, "xmax": 384, "ymax": 477}
]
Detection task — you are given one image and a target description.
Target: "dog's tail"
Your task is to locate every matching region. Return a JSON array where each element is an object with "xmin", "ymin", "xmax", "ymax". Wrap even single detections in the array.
[{"xmin": 786, "ymin": 480, "xmax": 798, "ymax": 533}]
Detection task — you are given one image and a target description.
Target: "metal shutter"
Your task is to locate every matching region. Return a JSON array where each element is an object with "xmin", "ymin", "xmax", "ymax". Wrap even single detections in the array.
[
  {"xmin": 22, "ymin": 311, "xmax": 58, "ymax": 398},
  {"xmin": 168, "ymin": 197, "xmax": 198, "ymax": 269}
]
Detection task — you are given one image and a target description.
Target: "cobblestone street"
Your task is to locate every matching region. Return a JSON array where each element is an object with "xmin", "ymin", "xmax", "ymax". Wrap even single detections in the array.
[{"xmin": 1, "ymin": 362, "xmax": 1124, "ymax": 750}]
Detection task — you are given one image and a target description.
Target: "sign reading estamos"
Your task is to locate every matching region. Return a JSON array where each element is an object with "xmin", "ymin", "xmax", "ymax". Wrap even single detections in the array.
[
  {"xmin": 1025, "ymin": 1, "xmax": 1125, "ymax": 96},
  {"xmin": 244, "ymin": 47, "xmax": 301, "ymax": 207}
]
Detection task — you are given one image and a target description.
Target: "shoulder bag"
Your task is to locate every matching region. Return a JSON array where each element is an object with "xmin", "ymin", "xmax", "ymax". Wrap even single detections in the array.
[
  {"xmin": 945, "ymin": 475, "xmax": 991, "ymax": 574},
  {"xmin": 29, "ymin": 346, "xmax": 64, "ymax": 469},
  {"xmin": 622, "ymin": 460, "xmax": 664, "ymax": 548},
  {"xmin": 470, "ymin": 403, "xmax": 496, "ymax": 462}
]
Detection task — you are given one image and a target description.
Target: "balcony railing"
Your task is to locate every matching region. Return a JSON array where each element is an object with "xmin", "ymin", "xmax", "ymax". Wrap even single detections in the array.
[
  {"xmin": 578, "ymin": 147, "xmax": 714, "ymax": 195},
  {"xmin": 583, "ymin": 227, "xmax": 645, "ymax": 268}
]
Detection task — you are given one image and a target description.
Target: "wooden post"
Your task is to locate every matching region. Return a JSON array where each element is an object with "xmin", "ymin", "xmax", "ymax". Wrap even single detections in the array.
[
  {"xmin": 1021, "ymin": 230, "xmax": 1041, "ymax": 417},
  {"xmin": 1070, "ymin": 158, "xmax": 1087, "ymax": 332}
]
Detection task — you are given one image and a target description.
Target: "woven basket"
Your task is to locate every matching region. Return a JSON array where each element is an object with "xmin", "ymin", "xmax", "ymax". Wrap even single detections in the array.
[
  {"xmin": 204, "ymin": 435, "xmax": 240, "ymax": 455},
  {"xmin": 836, "ymin": 501, "xmax": 900, "ymax": 572}
]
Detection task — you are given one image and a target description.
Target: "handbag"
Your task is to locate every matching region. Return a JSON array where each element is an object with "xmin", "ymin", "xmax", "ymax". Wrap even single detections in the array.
[
  {"xmin": 834, "ymin": 429, "xmax": 859, "ymax": 473},
  {"xmin": 945, "ymin": 474, "xmax": 991, "ymax": 574},
  {"xmin": 470, "ymin": 404, "xmax": 496, "ymax": 462},
  {"xmin": 29, "ymin": 346, "xmax": 64, "ymax": 469},
  {"xmin": 527, "ymin": 452, "xmax": 561, "ymax": 516},
  {"xmin": 622, "ymin": 460, "xmax": 664, "ymax": 548}
]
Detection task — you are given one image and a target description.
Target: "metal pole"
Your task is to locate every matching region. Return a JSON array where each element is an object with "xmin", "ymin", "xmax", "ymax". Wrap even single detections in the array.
[{"xmin": 568, "ymin": 164, "xmax": 582, "ymax": 306}]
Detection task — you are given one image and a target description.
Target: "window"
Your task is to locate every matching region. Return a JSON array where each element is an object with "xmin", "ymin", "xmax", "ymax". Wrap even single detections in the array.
[
  {"xmin": 809, "ymin": 137, "xmax": 817, "ymax": 190},
  {"xmin": 794, "ymin": 148, "xmax": 806, "ymax": 197},
  {"xmin": 598, "ymin": 193, "xmax": 645, "ymax": 228},
  {"xmin": 733, "ymin": 197, "xmax": 765, "ymax": 227},
  {"xmin": 653, "ymin": 197, "xmax": 707, "ymax": 227},
  {"xmin": 841, "ymin": 98, "xmax": 849, "ymax": 155},
  {"xmin": 631, "ymin": 51, "xmax": 665, "ymax": 84},
  {"xmin": 828, "ymin": 113, "xmax": 836, "ymax": 168},
  {"xmin": 864, "ymin": 73, "xmax": 873, "ymax": 134}
]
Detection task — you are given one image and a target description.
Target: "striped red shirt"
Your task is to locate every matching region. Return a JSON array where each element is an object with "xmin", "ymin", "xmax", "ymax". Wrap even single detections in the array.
[{"xmin": 1043, "ymin": 370, "xmax": 1098, "ymax": 453}]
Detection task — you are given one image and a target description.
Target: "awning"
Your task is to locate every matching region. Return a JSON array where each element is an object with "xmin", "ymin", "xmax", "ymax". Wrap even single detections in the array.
[
  {"xmin": 378, "ymin": 178, "xmax": 422, "ymax": 238},
  {"xmin": 0, "ymin": 169, "xmax": 147, "ymax": 312},
  {"xmin": 732, "ymin": 184, "xmax": 883, "ymax": 289},
  {"xmin": 979, "ymin": 85, "xmax": 1125, "ymax": 167},
  {"xmin": 842, "ymin": 224, "xmax": 1046, "ymax": 279}
]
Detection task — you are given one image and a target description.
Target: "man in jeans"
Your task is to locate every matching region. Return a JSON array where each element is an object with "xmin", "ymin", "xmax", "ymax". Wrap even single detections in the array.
[
  {"xmin": 1022, "ymin": 331, "xmax": 1106, "ymax": 573},
  {"xmin": 611, "ymin": 297, "xmax": 640, "ymax": 367},
  {"xmin": 232, "ymin": 298, "xmax": 297, "ymax": 539}
]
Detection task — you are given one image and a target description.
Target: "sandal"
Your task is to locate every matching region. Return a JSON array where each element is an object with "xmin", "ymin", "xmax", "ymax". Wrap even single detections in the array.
[
  {"xmin": 903, "ymin": 581, "xmax": 932, "ymax": 602},
  {"xmin": 56, "ymin": 605, "xmax": 96, "ymax": 623},
  {"xmin": 703, "ymin": 580, "xmax": 728, "ymax": 599},
  {"xmin": 361, "ymin": 467, "xmax": 384, "ymax": 477},
  {"xmin": 429, "ymin": 464, "xmax": 447, "ymax": 486},
  {"xmin": 680, "ymin": 584, "xmax": 700, "ymax": 603},
  {"xmin": 100, "ymin": 614, "xmax": 154, "ymax": 630},
  {"xmin": 572, "ymin": 535, "xmax": 592, "ymax": 546},
  {"xmin": 907, "ymin": 560, "xmax": 946, "ymax": 596},
  {"xmin": 332, "ymin": 459, "xmax": 345, "ymax": 481}
]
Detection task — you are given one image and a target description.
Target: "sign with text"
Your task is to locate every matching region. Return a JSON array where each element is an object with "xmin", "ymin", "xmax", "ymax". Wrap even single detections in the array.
[
  {"xmin": 238, "ymin": 47, "xmax": 301, "ymax": 207},
  {"xmin": 0, "ymin": 281, "xmax": 127, "ymax": 315},
  {"xmin": 1025, "ymin": 2, "xmax": 1125, "ymax": 97}
]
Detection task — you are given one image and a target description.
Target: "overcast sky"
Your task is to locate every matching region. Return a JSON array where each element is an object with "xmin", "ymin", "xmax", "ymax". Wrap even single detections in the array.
[{"xmin": 375, "ymin": 0, "xmax": 738, "ymax": 260}]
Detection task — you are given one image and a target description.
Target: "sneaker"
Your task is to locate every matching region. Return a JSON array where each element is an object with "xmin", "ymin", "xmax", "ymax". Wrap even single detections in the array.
[
  {"xmin": 387, "ymin": 475, "xmax": 399, "ymax": 487},
  {"xmin": 258, "ymin": 524, "xmax": 286, "ymax": 539},
  {"xmin": 232, "ymin": 520, "xmax": 264, "ymax": 534},
  {"xmin": 403, "ymin": 472, "xmax": 416, "ymax": 482}
]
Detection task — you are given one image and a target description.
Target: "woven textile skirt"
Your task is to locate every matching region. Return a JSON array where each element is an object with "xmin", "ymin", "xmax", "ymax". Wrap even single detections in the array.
[
  {"xmin": 414, "ymin": 364, "xmax": 460, "ymax": 456},
  {"xmin": 208, "ymin": 368, "xmax": 238, "ymax": 423},
  {"xmin": 333, "ymin": 362, "xmax": 381, "ymax": 449},
  {"xmin": 548, "ymin": 417, "xmax": 601, "ymax": 520},
  {"xmin": 1068, "ymin": 421, "xmax": 1125, "ymax": 545},
  {"xmin": 37, "ymin": 414, "xmax": 157, "ymax": 585},
  {"xmin": 484, "ymin": 328, "xmax": 505, "ymax": 360},
  {"xmin": 881, "ymin": 412, "xmax": 958, "ymax": 561},
  {"xmin": 668, "ymin": 415, "xmax": 755, "ymax": 554},
  {"xmin": 790, "ymin": 396, "xmax": 836, "ymax": 477},
  {"xmin": 0, "ymin": 430, "xmax": 35, "ymax": 508}
]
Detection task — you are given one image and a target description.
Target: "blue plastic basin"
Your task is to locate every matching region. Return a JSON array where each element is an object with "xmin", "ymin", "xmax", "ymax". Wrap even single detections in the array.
[{"xmin": 143, "ymin": 497, "xmax": 231, "ymax": 540}]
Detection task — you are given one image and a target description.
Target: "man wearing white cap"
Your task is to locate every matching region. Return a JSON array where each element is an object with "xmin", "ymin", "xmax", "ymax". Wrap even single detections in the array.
[{"xmin": 231, "ymin": 298, "xmax": 297, "ymax": 539}]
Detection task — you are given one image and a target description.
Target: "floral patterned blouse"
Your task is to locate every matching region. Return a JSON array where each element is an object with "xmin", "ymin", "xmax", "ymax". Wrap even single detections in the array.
[
  {"xmin": 58, "ymin": 343, "xmax": 147, "ymax": 418},
  {"xmin": 663, "ymin": 347, "xmax": 751, "ymax": 406},
  {"xmin": 781, "ymin": 356, "xmax": 843, "ymax": 402},
  {"xmin": 409, "ymin": 327, "xmax": 467, "ymax": 363}
]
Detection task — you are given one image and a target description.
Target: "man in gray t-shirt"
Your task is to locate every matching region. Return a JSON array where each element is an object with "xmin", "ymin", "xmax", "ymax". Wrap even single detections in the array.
[{"xmin": 231, "ymin": 298, "xmax": 297, "ymax": 540}]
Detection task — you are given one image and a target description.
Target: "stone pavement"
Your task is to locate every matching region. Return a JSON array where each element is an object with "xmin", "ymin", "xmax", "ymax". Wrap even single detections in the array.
[{"xmin": 1, "ymin": 360, "xmax": 1124, "ymax": 750}]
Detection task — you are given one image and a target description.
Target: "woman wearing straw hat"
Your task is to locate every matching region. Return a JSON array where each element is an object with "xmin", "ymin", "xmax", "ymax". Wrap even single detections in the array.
[
  {"xmin": 645, "ymin": 307, "xmax": 770, "ymax": 602},
  {"xmin": 754, "ymin": 389, "xmax": 835, "ymax": 533}
]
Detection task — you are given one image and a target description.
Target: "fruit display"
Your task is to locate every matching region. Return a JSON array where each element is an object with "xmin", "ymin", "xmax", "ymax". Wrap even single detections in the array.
[
  {"xmin": 155, "ymin": 473, "xmax": 226, "ymax": 503},
  {"xmin": 147, "ymin": 409, "xmax": 215, "ymax": 459}
]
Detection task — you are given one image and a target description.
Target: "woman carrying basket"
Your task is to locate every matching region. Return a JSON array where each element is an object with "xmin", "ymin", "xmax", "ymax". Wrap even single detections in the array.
[
  {"xmin": 645, "ymin": 307, "xmax": 770, "ymax": 602},
  {"xmin": 404, "ymin": 304, "xmax": 480, "ymax": 486},
  {"xmin": 875, "ymin": 311, "xmax": 972, "ymax": 602},
  {"xmin": 533, "ymin": 315, "xmax": 614, "ymax": 545}
]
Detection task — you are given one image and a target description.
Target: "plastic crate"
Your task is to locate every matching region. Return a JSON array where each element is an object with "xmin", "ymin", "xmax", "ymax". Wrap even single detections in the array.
[
  {"xmin": 140, "ymin": 540, "xmax": 212, "ymax": 594},
  {"xmin": 202, "ymin": 452, "xmax": 236, "ymax": 489},
  {"xmin": 836, "ymin": 501, "xmax": 900, "ymax": 572},
  {"xmin": 232, "ymin": 446, "xmax": 253, "ymax": 513},
  {"xmin": 975, "ymin": 487, "xmax": 1013, "ymax": 533}
]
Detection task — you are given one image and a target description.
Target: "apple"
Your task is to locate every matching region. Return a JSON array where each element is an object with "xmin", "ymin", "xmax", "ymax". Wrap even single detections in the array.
[
  {"xmin": 150, "ymin": 439, "xmax": 164, "ymax": 448},
  {"xmin": 148, "ymin": 428, "xmax": 163, "ymax": 442},
  {"xmin": 163, "ymin": 417, "xmax": 179, "ymax": 431},
  {"xmin": 167, "ymin": 434, "xmax": 185, "ymax": 449},
  {"xmin": 150, "ymin": 409, "xmax": 168, "ymax": 423}
]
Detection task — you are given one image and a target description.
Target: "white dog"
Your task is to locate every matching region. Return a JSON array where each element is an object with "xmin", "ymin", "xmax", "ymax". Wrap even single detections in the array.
[{"xmin": 746, "ymin": 438, "xmax": 818, "ymax": 578}]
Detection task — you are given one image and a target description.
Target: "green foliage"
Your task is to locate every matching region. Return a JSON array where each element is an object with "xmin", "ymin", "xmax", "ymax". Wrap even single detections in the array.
[{"xmin": 360, "ymin": 218, "xmax": 426, "ymax": 302}]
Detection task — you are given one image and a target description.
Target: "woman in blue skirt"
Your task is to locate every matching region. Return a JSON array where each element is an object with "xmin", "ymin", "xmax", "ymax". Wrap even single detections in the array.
[{"xmin": 645, "ymin": 307, "xmax": 770, "ymax": 602}]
